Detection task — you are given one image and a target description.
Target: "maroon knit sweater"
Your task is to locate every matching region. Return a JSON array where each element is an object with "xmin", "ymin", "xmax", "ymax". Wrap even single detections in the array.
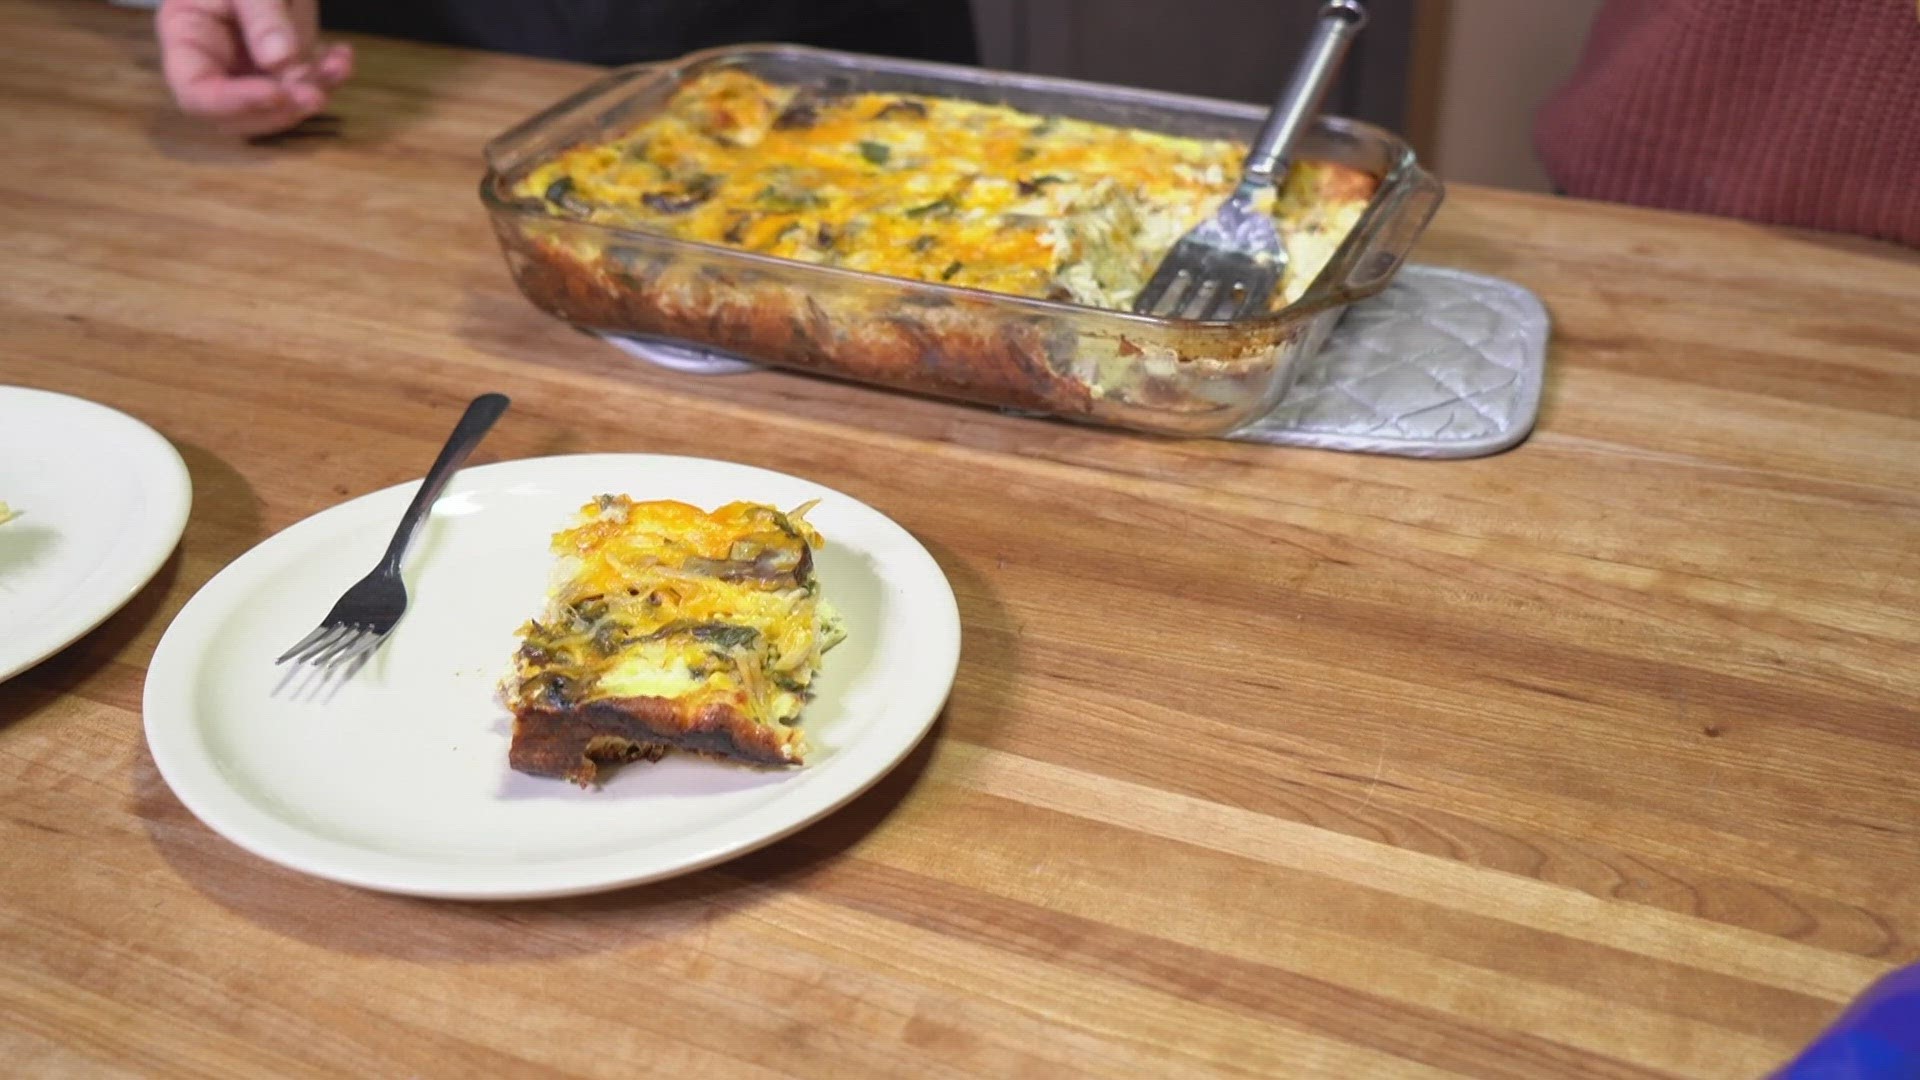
[{"xmin": 1534, "ymin": 0, "xmax": 1920, "ymax": 247}]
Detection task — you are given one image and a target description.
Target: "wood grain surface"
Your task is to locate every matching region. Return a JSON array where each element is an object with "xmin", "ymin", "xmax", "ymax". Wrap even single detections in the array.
[{"xmin": 4, "ymin": 2, "xmax": 1920, "ymax": 1076}]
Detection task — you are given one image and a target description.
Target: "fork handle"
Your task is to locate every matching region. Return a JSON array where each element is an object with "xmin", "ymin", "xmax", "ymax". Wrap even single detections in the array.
[
  {"xmin": 377, "ymin": 392, "xmax": 511, "ymax": 574},
  {"xmin": 1241, "ymin": 0, "xmax": 1368, "ymax": 191}
]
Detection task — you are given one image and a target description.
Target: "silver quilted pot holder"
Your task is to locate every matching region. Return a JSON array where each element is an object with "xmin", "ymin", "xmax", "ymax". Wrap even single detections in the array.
[{"xmin": 598, "ymin": 264, "xmax": 1548, "ymax": 459}]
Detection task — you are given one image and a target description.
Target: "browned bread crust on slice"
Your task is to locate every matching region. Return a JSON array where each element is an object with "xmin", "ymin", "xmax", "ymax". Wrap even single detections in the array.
[{"xmin": 510, "ymin": 696, "xmax": 803, "ymax": 785}]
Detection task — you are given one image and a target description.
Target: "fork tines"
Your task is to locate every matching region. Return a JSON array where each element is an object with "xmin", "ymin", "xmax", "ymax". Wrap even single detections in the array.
[
  {"xmin": 276, "ymin": 623, "xmax": 387, "ymax": 670},
  {"xmin": 1134, "ymin": 252, "xmax": 1279, "ymax": 322}
]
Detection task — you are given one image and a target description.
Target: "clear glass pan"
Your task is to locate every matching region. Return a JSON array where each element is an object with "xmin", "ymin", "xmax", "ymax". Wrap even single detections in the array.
[{"xmin": 481, "ymin": 44, "xmax": 1443, "ymax": 436}]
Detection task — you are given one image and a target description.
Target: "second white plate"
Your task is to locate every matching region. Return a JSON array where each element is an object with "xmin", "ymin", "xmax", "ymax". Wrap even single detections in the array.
[
  {"xmin": 0, "ymin": 386, "xmax": 192, "ymax": 683},
  {"xmin": 143, "ymin": 454, "xmax": 960, "ymax": 900}
]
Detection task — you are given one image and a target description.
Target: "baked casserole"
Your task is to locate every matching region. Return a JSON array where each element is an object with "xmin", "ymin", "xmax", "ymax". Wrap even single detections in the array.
[
  {"xmin": 484, "ymin": 47, "xmax": 1441, "ymax": 431},
  {"xmin": 514, "ymin": 69, "xmax": 1376, "ymax": 316},
  {"xmin": 503, "ymin": 495, "xmax": 843, "ymax": 785}
]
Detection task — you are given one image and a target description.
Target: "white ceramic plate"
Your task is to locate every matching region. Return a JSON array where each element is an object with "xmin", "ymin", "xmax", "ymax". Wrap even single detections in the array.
[
  {"xmin": 0, "ymin": 387, "xmax": 192, "ymax": 682},
  {"xmin": 143, "ymin": 454, "xmax": 960, "ymax": 900}
]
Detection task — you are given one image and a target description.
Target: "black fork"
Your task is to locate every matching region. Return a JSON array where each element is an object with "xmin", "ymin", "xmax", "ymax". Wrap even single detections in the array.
[{"xmin": 275, "ymin": 393, "xmax": 510, "ymax": 671}]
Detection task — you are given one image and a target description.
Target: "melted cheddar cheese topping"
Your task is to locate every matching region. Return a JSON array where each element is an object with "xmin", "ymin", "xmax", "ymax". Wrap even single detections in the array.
[
  {"xmin": 515, "ymin": 69, "xmax": 1377, "ymax": 313},
  {"xmin": 505, "ymin": 495, "xmax": 843, "ymax": 738}
]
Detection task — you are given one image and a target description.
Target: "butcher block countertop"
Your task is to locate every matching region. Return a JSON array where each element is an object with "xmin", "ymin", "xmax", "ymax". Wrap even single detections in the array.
[{"xmin": 4, "ymin": 1, "xmax": 1920, "ymax": 1076}]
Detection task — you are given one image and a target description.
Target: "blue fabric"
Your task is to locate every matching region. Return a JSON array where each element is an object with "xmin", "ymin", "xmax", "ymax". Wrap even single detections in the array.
[{"xmin": 1775, "ymin": 965, "xmax": 1920, "ymax": 1079}]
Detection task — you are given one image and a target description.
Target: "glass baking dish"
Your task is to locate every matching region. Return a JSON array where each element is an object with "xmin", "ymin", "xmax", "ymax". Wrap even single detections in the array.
[{"xmin": 480, "ymin": 44, "xmax": 1443, "ymax": 436}]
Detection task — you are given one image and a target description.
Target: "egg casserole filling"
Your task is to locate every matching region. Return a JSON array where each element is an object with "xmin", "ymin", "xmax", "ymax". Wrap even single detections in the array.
[{"xmin": 514, "ymin": 68, "xmax": 1377, "ymax": 314}]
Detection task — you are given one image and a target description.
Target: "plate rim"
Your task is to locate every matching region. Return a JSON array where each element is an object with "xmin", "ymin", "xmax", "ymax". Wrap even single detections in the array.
[
  {"xmin": 140, "ymin": 452, "xmax": 961, "ymax": 900},
  {"xmin": 0, "ymin": 386, "xmax": 193, "ymax": 683}
]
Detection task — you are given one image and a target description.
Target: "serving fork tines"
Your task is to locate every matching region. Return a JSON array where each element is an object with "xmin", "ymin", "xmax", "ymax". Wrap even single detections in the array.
[{"xmin": 1132, "ymin": 0, "xmax": 1368, "ymax": 322}]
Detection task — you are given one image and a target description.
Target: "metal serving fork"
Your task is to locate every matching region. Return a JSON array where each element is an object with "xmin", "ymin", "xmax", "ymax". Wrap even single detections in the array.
[
  {"xmin": 276, "ymin": 392, "xmax": 511, "ymax": 671},
  {"xmin": 1132, "ymin": 0, "xmax": 1369, "ymax": 322}
]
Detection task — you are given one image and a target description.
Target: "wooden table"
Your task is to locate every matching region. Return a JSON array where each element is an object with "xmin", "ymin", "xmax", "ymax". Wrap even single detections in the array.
[{"xmin": 5, "ymin": 2, "xmax": 1919, "ymax": 1076}]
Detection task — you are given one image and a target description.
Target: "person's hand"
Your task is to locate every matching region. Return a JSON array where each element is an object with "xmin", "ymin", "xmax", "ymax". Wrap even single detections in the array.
[{"xmin": 158, "ymin": 0, "xmax": 354, "ymax": 137}]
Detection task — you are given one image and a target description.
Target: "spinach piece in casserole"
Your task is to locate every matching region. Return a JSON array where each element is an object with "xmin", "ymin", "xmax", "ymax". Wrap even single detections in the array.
[
  {"xmin": 642, "ymin": 173, "xmax": 717, "ymax": 214},
  {"xmin": 1018, "ymin": 174, "xmax": 1067, "ymax": 196},
  {"xmin": 772, "ymin": 86, "xmax": 846, "ymax": 131},
  {"xmin": 772, "ymin": 101, "xmax": 820, "ymax": 130},
  {"xmin": 872, "ymin": 99, "xmax": 928, "ymax": 121},
  {"xmin": 756, "ymin": 186, "xmax": 826, "ymax": 213},
  {"xmin": 543, "ymin": 176, "xmax": 591, "ymax": 215},
  {"xmin": 857, "ymin": 140, "xmax": 892, "ymax": 166},
  {"xmin": 905, "ymin": 196, "xmax": 957, "ymax": 218}
]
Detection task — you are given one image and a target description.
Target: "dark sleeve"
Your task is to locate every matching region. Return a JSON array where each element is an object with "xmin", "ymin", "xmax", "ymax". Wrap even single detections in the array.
[
  {"xmin": 321, "ymin": 0, "xmax": 979, "ymax": 66},
  {"xmin": 1772, "ymin": 964, "xmax": 1920, "ymax": 1079}
]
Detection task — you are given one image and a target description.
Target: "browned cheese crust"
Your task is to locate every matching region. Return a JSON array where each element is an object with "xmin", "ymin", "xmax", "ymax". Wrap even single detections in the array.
[
  {"xmin": 510, "ymin": 696, "xmax": 802, "ymax": 786},
  {"xmin": 495, "ymin": 223, "xmax": 1099, "ymax": 416}
]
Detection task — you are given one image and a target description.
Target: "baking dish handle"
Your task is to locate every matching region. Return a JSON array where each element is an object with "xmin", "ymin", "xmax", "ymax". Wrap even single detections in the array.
[
  {"xmin": 1324, "ymin": 163, "xmax": 1445, "ymax": 304},
  {"xmin": 483, "ymin": 63, "xmax": 664, "ymax": 174}
]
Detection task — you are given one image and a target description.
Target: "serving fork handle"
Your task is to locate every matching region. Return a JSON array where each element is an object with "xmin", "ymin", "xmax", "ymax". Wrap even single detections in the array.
[
  {"xmin": 1238, "ymin": 0, "xmax": 1369, "ymax": 196},
  {"xmin": 377, "ymin": 393, "xmax": 510, "ymax": 575}
]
